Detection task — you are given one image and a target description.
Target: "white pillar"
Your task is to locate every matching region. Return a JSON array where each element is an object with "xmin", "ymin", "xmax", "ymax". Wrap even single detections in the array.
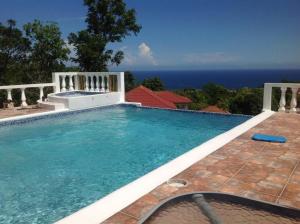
[
  {"xmin": 69, "ymin": 75, "xmax": 74, "ymax": 91},
  {"xmin": 278, "ymin": 87, "xmax": 287, "ymax": 112},
  {"xmin": 39, "ymin": 87, "xmax": 44, "ymax": 100},
  {"xmin": 7, "ymin": 89, "xmax": 12, "ymax": 101},
  {"xmin": 52, "ymin": 73, "xmax": 60, "ymax": 93},
  {"xmin": 95, "ymin": 75, "xmax": 100, "ymax": 91},
  {"xmin": 118, "ymin": 72, "xmax": 125, "ymax": 102},
  {"xmin": 74, "ymin": 75, "xmax": 79, "ymax": 90},
  {"xmin": 101, "ymin": 75, "xmax": 105, "ymax": 92},
  {"xmin": 89, "ymin": 76, "xmax": 94, "ymax": 91},
  {"xmin": 85, "ymin": 76, "xmax": 89, "ymax": 91},
  {"xmin": 105, "ymin": 75, "xmax": 110, "ymax": 92},
  {"xmin": 290, "ymin": 87, "xmax": 298, "ymax": 113},
  {"xmin": 263, "ymin": 83, "xmax": 272, "ymax": 111},
  {"xmin": 21, "ymin": 88, "xmax": 28, "ymax": 107},
  {"xmin": 61, "ymin": 75, "xmax": 66, "ymax": 92}
]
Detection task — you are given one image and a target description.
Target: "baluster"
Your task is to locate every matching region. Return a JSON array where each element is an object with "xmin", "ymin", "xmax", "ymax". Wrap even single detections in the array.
[
  {"xmin": 61, "ymin": 75, "xmax": 66, "ymax": 92},
  {"xmin": 95, "ymin": 75, "xmax": 100, "ymax": 91},
  {"xmin": 85, "ymin": 76, "xmax": 89, "ymax": 91},
  {"xmin": 21, "ymin": 88, "xmax": 28, "ymax": 107},
  {"xmin": 278, "ymin": 87, "xmax": 287, "ymax": 112},
  {"xmin": 39, "ymin": 87, "xmax": 44, "ymax": 100},
  {"xmin": 69, "ymin": 75, "xmax": 74, "ymax": 91},
  {"xmin": 105, "ymin": 75, "xmax": 110, "ymax": 92},
  {"xmin": 7, "ymin": 89, "xmax": 12, "ymax": 101},
  {"xmin": 101, "ymin": 75, "xmax": 105, "ymax": 92},
  {"xmin": 290, "ymin": 87, "xmax": 298, "ymax": 113},
  {"xmin": 89, "ymin": 75, "xmax": 94, "ymax": 91}
]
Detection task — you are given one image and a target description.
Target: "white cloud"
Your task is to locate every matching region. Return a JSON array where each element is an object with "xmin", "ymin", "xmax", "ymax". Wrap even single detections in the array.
[
  {"xmin": 119, "ymin": 42, "xmax": 158, "ymax": 67},
  {"xmin": 184, "ymin": 52, "xmax": 239, "ymax": 64},
  {"xmin": 138, "ymin": 42, "xmax": 158, "ymax": 65}
]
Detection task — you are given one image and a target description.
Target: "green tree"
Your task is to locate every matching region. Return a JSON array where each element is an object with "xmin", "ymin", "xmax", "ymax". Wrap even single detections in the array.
[
  {"xmin": 69, "ymin": 0, "xmax": 141, "ymax": 71},
  {"xmin": 142, "ymin": 77, "xmax": 165, "ymax": 91},
  {"xmin": 0, "ymin": 20, "xmax": 30, "ymax": 85},
  {"xmin": 125, "ymin": 71, "xmax": 136, "ymax": 91},
  {"xmin": 202, "ymin": 83, "xmax": 233, "ymax": 110},
  {"xmin": 229, "ymin": 88, "xmax": 263, "ymax": 115},
  {"xmin": 23, "ymin": 20, "xmax": 69, "ymax": 83},
  {"xmin": 175, "ymin": 88, "xmax": 208, "ymax": 110}
]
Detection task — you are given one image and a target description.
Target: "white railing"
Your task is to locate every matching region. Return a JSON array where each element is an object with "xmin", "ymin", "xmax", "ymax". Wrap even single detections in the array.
[
  {"xmin": 0, "ymin": 72, "xmax": 125, "ymax": 108},
  {"xmin": 52, "ymin": 72, "xmax": 124, "ymax": 95},
  {"xmin": 0, "ymin": 83, "xmax": 55, "ymax": 107},
  {"xmin": 263, "ymin": 83, "xmax": 300, "ymax": 113}
]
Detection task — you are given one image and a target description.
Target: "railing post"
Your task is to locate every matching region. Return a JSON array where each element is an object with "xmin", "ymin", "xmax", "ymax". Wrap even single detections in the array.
[
  {"xmin": 74, "ymin": 75, "xmax": 79, "ymax": 90},
  {"xmin": 52, "ymin": 73, "xmax": 60, "ymax": 93},
  {"xmin": 278, "ymin": 87, "xmax": 287, "ymax": 112},
  {"xmin": 61, "ymin": 75, "xmax": 66, "ymax": 92},
  {"xmin": 105, "ymin": 75, "xmax": 110, "ymax": 92},
  {"xmin": 95, "ymin": 75, "xmax": 100, "ymax": 92},
  {"xmin": 101, "ymin": 75, "xmax": 105, "ymax": 92},
  {"xmin": 263, "ymin": 83, "xmax": 272, "ymax": 111},
  {"xmin": 290, "ymin": 87, "xmax": 298, "ymax": 113},
  {"xmin": 7, "ymin": 89, "xmax": 12, "ymax": 101},
  {"xmin": 21, "ymin": 88, "xmax": 28, "ymax": 107},
  {"xmin": 89, "ymin": 75, "xmax": 94, "ymax": 91},
  {"xmin": 118, "ymin": 72, "xmax": 125, "ymax": 102},
  {"xmin": 85, "ymin": 75, "xmax": 89, "ymax": 91},
  {"xmin": 69, "ymin": 75, "xmax": 74, "ymax": 91},
  {"xmin": 39, "ymin": 87, "xmax": 44, "ymax": 100}
]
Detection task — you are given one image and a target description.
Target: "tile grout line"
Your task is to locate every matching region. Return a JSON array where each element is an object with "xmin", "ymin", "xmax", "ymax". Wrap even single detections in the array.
[
  {"xmin": 120, "ymin": 211, "xmax": 139, "ymax": 220},
  {"xmin": 275, "ymin": 160, "xmax": 300, "ymax": 204},
  {"xmin": 219, "ymin": 142, "xmax": 267, "ymax": 190}
]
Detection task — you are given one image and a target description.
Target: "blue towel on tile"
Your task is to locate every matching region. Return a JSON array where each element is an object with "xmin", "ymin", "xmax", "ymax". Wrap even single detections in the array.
[{"xmin": 252, "ymin": 134, "xmax": 287, "ymax": 143}]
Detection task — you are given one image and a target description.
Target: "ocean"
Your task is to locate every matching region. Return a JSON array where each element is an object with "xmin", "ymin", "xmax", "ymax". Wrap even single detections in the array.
[{"xmin": 131, "ymin": 69, "xmax": 300, "ymax": 89}]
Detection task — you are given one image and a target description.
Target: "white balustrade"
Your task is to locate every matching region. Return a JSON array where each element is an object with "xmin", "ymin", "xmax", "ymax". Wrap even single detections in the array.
[
  {"xmin": 105, "ymin": 75, "xmax": 110, "ymax": 92},
  {"xmin": 85, "ymin": 76, "xmax": 89, "ymax": 91},
  {"xmin": 290, "ymin": 87, "xmax": 298, "ymax": 113},
  {"xmin": 61, "ymin": 75, "xmax": 66, "ymax": 92},
  {"xmin": 263, "ymin": 83, "xmax": 300, "ymax": 113},
  {"xmin": 51, "ymin": 71, "xmax": 125, "ymax": 101},
  {"xmin": 69, "ymin": 75, "xmax": 74, "ymax": 91},
  {"xmin": 89, "ymin": 75, "xmax": 94, "ymax": 91},
  {"xmin": 101, "ymin": 75, "xmax": 105, "ymax": 92},
  {"xmin": 0, "ymin": 83, "xmax": 55, "ymax": 108},
  {"xmin": 95, "ymin": 75, "xmax": 100, "ymax": 92},
  {"xmin": 7, "ymin": 89, "xmax": 12, "ymax": 101},
  {"xmin": 278, "ymin": 87, "xmax": 287, "ymax": 112}
]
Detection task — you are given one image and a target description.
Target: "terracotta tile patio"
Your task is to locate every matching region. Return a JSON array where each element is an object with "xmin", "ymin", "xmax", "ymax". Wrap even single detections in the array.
[
  {"xmin": 0, "ymin": 106, "xmax": 52, "ymax": 119},
  {"xmin": 104, "ymin": 112, "xmax": 300, "ymax": 223}
]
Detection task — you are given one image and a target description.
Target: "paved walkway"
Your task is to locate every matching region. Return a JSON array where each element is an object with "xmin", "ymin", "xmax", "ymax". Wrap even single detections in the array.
[
  {"xmin": 0, "ymin": 106, "xmax": 51, "ymax": 119},
  {"xmin": 104, "ymin": 112, "xmax": 300, "ymax": 223}
]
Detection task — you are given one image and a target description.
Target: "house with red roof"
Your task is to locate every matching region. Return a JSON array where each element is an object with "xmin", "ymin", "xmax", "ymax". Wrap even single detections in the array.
[{"xmin": 126, "ymin": 85, "xmax": 192, "ymax": 109}]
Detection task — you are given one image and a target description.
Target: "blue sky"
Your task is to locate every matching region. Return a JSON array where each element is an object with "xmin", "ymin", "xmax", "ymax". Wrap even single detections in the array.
[{"xmin": 1, "ymin": 0, "xmax": 300, "ymax": 70}]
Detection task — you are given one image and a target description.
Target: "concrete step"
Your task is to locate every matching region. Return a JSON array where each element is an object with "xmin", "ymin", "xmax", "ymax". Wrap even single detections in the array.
[{"xmin": 37, "ymin": 100, "xmax": 66, "ymax": 110}]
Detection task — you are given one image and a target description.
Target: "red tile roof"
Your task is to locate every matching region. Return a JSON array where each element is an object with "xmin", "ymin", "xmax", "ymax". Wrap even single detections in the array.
[
  {"xmin": 200, "ymin": 105, "xmax": 229, "ymax": 114},
  {"xmin": 155, "ymin": 91, "xmax": 192, "ymax": 103},
  {"xmin": 126, "ymin": 86, "xmax": 177, "ymax": 109}
]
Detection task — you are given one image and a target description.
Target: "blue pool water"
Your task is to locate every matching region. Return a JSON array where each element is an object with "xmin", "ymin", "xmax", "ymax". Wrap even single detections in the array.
[
  {"xmin": 0, "ymin": 106, "xmax": 249, "ymax": 223},
  {"xmin": 55, "ymin": 91, "xmax": 102, "ymax": 97}
]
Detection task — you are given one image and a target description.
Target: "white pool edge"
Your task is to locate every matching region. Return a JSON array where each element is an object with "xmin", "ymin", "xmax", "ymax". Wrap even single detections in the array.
[{"xmin": 55, "ymin": 110, "xmax": 275, "ymax": 224}]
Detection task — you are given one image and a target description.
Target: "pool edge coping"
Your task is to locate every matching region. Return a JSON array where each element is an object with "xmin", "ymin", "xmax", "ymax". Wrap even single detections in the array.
[{"xmin": 54, "ymin": 110, "xmax": 275, "ymax": 224}]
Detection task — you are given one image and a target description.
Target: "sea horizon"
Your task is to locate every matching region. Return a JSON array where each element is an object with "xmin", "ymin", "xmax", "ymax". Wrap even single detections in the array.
[{"xmin": 130, "ymin": 69, "xmax": 300, "ymax": 90}]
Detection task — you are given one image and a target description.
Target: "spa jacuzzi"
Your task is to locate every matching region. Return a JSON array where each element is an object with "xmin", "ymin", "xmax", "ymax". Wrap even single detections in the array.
[{"xmin": 47, "ymin": 91, "xmax": 123, "ymax": 110}]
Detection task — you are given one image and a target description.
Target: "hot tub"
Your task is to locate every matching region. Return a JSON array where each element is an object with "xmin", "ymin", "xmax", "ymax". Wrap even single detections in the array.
[{"xmin": 48, "ymin": 91, "xmax": 123, "ymax": 110}]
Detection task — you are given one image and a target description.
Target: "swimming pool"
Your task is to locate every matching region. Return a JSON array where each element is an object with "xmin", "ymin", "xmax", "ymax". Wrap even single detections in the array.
[{"xmin": 0, "ymin": 106, "xmax": 249, "ymax": 223}]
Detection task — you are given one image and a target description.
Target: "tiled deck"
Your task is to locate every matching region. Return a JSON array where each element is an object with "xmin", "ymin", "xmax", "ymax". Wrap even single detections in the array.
[
  {"xmin": 104, "ymin": 112, "xmax": 300, "ymax": 223},
  {"xmin": 0, "ymin": 106, "xmax": 52, "ymax": 119}
]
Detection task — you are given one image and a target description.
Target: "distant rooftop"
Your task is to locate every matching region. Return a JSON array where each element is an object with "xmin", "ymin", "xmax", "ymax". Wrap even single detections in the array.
[
  {"xmin": 201, "ymin": 105, "xmax": 229, "ymax": 114},
  {"xmin": 125, "ymin": 85, "xmax": 191, "ymax": 109}
]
